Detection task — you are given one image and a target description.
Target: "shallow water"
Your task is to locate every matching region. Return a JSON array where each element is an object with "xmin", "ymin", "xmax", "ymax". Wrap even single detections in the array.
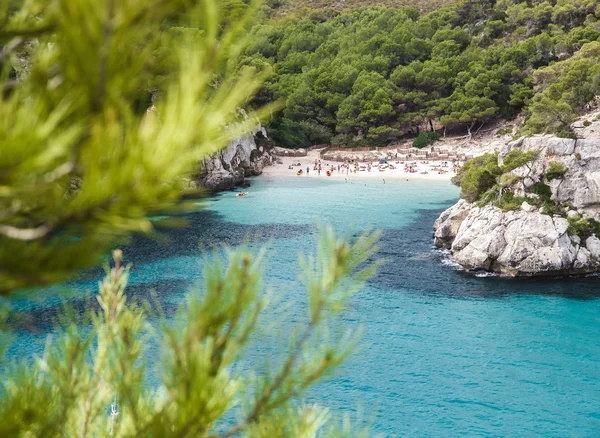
[{"xmin": 8, "ymin": 176, "xmax": 600, "ymax": 436}]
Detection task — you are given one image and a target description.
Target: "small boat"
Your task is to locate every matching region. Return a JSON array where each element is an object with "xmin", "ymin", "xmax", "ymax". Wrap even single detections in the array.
[
  {"xmin": 236, "ymin": 192, "xmax": 248, "ymax": 197},
  {"xmin": 297, "ymin": 170, "xmax": 303, "ymax": 176},
  {"xmin": 326, "ymin": 170, "xmax": 331, "ymax": 176}
]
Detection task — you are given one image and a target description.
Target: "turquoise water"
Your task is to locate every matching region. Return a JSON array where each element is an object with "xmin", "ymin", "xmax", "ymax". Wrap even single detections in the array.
[{"xmin": 8, "ymin": 176, "xmax": 600, "ymax": 436}]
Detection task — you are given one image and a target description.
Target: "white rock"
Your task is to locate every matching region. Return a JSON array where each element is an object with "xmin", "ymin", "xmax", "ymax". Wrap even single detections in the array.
[
  {"xmin": 521, "ymin": 201, "xmax": 535, "ymax": 212},
  {"xmin": 197, "ymin": 127, "xmax": 269, "ymax": 191},
  {"xmin": 434, "ymin": 135, "xmax": 600, "ymax": 275},
  {"xmin": 272, "ymin": 147, "xmax": 307, "ymax": 157},
  {"xmin": 585, "ymin": 236, "xmax": 600, "ymax": 256}
]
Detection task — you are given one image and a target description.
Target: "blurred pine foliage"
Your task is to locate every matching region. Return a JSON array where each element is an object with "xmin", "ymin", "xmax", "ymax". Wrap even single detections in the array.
[
  {"xmin": 0, "ymin": 1, "xmax": 382, "ymax": 436},
  {"xmin": 0, "ymin": 0, "xmax": 277, "ymax": 293}
]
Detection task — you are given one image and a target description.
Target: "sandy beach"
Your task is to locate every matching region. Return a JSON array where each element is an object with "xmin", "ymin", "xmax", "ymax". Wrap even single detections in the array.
[{"xmin": 262, "ymin": 148, "xmax": 457, "ymax": 182}]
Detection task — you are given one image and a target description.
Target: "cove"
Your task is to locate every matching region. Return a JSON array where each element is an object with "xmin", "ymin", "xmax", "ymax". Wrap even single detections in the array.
[{"xmin": 8, "ymin": 176, "xmax": 600, "ymax": 436}]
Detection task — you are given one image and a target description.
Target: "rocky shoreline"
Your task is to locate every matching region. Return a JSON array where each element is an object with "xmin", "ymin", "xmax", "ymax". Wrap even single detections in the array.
[
  {"xmin": 434, "ymin": 135, "xmax": 600, "ymax": 276},
  {"xmin": 191, "ymin": 127, "xmax": 274, "ymax": 191}
]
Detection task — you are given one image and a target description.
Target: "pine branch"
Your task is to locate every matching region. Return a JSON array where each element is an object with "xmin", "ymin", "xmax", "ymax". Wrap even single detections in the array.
[
  {"xmin": 215, "ymin": 303, "xmax": 322, "ymax": 438},
  {"xmin": 91, "ymin": 0, "xmax": 116, "ymax": 114}
]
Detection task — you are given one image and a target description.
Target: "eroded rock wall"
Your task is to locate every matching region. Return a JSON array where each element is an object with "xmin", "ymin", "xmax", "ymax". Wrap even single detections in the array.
[
  {"xmin": 194, "ymin": 127, "xmax": 273, "ymax": 191},
  {"xmin": 434, "ymin": 135, "xmax": 600, "ymax": 276}
]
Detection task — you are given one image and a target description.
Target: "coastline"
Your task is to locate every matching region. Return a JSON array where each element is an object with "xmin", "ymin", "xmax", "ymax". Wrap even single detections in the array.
[{"xmin": 262, "ymin": 148, "xmax": 456, "ymax": 182}]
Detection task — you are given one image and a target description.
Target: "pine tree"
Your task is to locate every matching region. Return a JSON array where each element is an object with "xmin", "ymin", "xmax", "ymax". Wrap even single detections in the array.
[{"xmin": 0, "ymin": 1, "xmax": 380, "ymax": 435}]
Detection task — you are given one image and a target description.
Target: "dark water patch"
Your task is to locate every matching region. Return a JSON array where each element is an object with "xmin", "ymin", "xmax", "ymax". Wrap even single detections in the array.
[
  {"xmin": 370, "ymin": 208, "xmax": 600, "ymax": 300},
  {"xmin": 123, "ymin": 207, "xmax": 310, "ymax": 264},
  {"xmin": 7, "ymin": 279, "xmax": 189, "ymax": 333}
]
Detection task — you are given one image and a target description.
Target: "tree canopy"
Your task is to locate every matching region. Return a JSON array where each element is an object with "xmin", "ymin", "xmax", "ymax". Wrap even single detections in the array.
[{"xmin": 241, "ymin": 0, "xmax": 600, "ymax": 147}]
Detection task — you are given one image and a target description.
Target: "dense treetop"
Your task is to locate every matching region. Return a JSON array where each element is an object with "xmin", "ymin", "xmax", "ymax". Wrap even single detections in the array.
[
  {"xmin": 262, "ymin": 0, "xmax": 459, "ymax": 16},
  {"xmin": 241, "ymin": 0, "xmax": 600, "ymax": 147}
]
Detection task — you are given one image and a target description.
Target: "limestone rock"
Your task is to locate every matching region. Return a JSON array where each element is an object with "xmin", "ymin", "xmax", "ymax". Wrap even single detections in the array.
[
  {"xmin": 195, "ymin": 127, "xmax": 274, "ymax": 191},
  {"xmin": 434, "ymin": 134, "xmax": 600, "ymax": 275},
  {"xmin": 434, "ymin": 202, "xmax": 600, "ymax": 276},
  {"xmin": 433, "ymin": 199, "xmax": 470, "ymax": 249},
  {"xmin": 271, "ymin": 147, "xmax": 307, "ymax": 157},
  {"xmin": 585, "ymin": 236, "xmax": 600, "ymax": 256},
  {"xmin": 521, "ymin": 201, "xmax": 535, "ymax": 212}
]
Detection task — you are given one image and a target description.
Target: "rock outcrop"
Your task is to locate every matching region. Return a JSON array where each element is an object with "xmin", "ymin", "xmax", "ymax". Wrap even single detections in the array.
[
  {"xmin": 271, "ymin": 147, "xmax": 307, "ymax": 157},
  {"xmin": 194, "ymin": 127, "xmax": 273, "ymax": 191},
  {"xmin": 434, "ymin": 135, "xmax": 600, "ymax": 276}
]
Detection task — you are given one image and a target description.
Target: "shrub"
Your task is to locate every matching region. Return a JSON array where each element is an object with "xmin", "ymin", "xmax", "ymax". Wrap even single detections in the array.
[
  {"xmin": 345, "ymin": 138, "xmax": 386, "ymax": 148},
  {"xmin": 501, "ymin": 149, "xmax": 538, "ymax": 173},
  {"xmin": 498, "ymin": 173, "xmax": 520, "ymax": 187},
  {"xmin": 541, "ymin": 201, "xmax": 561, "ymax": 216},
  {"xmin": 546, "ymin": 161, "xmax": 568, "ymax": 181},
  {"xmin": 575, "ymin": 153, "xmax": 582, "ymax": 160},
  {"xmin": 496, "ymin": 190, "xmax": 528, "ymax": 211},
  {"xmin": 583, "ymin": 120, "xmax": 592, "ymax": 127},
  {"xmin": 413, "ymin": 131, "xmax": 440, "ymax": 149},
  {"xmin": 567, "ymin": 216, "xmax": 600, "ymax": 239},
  {"xmin": 531, "ymin": 181, "xmax": 552, "ymax": 200},
  {"xmin": 454, "ymin": 153, "xmax": 501, "ymax": 202}
]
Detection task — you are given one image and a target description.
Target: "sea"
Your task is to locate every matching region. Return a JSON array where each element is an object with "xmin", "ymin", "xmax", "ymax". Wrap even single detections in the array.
[{"xmin": 7, "ymin": 176, "xmax": 600, "ymax": 437}]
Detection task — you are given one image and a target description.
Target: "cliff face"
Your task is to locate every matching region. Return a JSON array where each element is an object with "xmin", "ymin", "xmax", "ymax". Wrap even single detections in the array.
[
  {"xmin": 434, "ymin": 136, "xmax": 600, "ymax": 276},
  {"xmin": 194, "ymin": 127, "xmax": 273, "ymax": 191}
]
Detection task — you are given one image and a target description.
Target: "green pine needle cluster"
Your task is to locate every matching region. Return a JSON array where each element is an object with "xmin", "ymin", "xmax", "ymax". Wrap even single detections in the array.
[
  {"xmin": 0, "ymin": 227, "xmax": 380, "ymax": 436},
  {"xmin": 0, "ymin": 0, "xmax": 277, "ymax": 293},
  {"xmin": 0, "ymin": 2, "xmax": 385, "ymax": 435}
]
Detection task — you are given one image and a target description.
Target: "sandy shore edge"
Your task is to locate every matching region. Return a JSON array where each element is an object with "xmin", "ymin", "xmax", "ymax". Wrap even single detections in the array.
[{"xmin": 262, "ymin": 149, "xmax": 457, "ymax": 182}]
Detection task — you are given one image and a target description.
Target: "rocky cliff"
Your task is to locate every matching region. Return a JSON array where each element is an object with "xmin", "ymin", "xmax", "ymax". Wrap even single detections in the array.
[
  {"xmin": 434, "ymin": 135, "xmax": 600, "ymax": 276},
  {"xmin": 194, "ymin": 127, "xmax": 273, "ymax": 191}
]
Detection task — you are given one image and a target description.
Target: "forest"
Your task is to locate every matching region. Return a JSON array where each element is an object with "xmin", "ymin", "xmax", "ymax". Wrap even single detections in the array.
[
  {"xmin": 238, "ymin": 0, "xmax": 600, "ymax": 147},
  {"xmin": 1, "ymin": 1, "xmax": 599, "ymax": 435}
]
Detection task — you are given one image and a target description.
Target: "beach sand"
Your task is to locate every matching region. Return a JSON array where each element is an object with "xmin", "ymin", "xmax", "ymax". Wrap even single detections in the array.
[{"xmin": 262, "ymin": 148, "xmax": 457, "ymax": 182}]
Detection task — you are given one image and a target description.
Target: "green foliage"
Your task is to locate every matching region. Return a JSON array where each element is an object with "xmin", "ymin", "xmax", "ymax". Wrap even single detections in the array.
[
  {"xmin": 0, "ymin": 0, "xmax": 279, "ymax": 293},
  {"xmin": 541, "ymin": 200, "xmax": 561, "ymax": 216},
  {"xmin": 413, "ymin": 131, "xmax": 440, "ymax": 148},
  {"xmin": 495, "ymin": 190, "xmax": 529, "ymax": 211},
  {"xmin": 455, "ymin": 149, "xmax": 564, "ymax": 213},
  {"xmin": 0, "ymin": 228, "xmax": 380, "ymax": 436},
  {"xmin": 546, "ymin": 161, "xmax": 568, "ymax": 180},
  {"xmin": 266, "ymin": 0, "xmax": 457, "ymax": 16},
  {"xmin": 0, "ymin": 2, "xmax": 387, "ymax": 434},
  {"xmin": 453, "ymin": 153, "xmax": 501, "ymax": 202},
  {"xmin": 532, "ymin": 181, "xmax": 552, "ymax": 200},
  {"xmin": 524, "ymin": 42, "xmax": 600, "ymax": 135},
  {"xmin": 498, "ymin": 173, "xmax": 520, "ymax": 187},
  {"xmin": 501, "ymin": 149, "xmax": 539, "ymax": 173},
  {"xmin": 241, "ymin": 0, "xmax": 600, "ymax": 147},
  {"xmin": 567, "ymin": 215, "xmax": 600, "ymax": 240}
]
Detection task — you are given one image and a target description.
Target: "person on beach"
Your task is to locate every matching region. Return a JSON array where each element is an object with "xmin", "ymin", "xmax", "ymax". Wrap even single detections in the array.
[{"xmin": 306, "ymin": 166, "xmax": 309, "ymax": 175}]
